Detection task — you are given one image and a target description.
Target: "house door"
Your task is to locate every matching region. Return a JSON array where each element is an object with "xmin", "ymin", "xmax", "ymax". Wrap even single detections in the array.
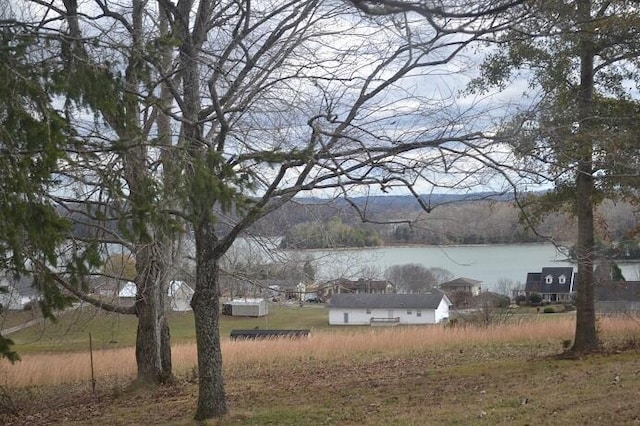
[
  {"xmin": 388, "ymin": 309, "xmax": 394, "ymax": 319},
  {"xmin": 343, "ymin": 312, "xmax": 349, "ymax": 324}
]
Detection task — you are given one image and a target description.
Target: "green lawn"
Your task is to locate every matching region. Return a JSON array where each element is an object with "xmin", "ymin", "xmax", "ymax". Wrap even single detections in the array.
[
  {"xmin": 5, "ymin": 302, "xmax": 566, "ymax": 354},
  {"xmin": 6, "ymin": 302, "xmax": 331, "ymax": 354}
]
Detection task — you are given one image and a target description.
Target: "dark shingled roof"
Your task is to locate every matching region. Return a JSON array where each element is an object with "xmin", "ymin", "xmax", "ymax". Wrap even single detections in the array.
[
  {"xmin": 525, "ymin": 267, "xmax": 574, "ymax": 294},
  {"xmin": 596, "ymin": 281, "xmax": 640, "ymax": 301},
  {"xmin": 328, "ymin": 293, "xmax": 448, "ymax": 310},
  {"xmin": 525, "ymin": 272, "xmax": 542, "ymax": 293}
]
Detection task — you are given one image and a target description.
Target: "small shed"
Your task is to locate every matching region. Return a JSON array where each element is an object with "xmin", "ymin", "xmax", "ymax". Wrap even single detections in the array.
[{"xmin": 222, "ymin": 298, "xmax": 268, "ymax": 317}]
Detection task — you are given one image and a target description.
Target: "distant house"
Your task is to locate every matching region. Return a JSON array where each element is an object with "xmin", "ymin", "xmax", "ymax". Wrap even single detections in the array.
[
  {"xmin": 328, "ymin": 293, "xmax": 451, "ymax": 325},
  {"xmin": 253, "ymin": 279, "xmax": 305, "ymax": 300},
  {"xmin": 595, "ymin": 280, "xmax": 640, "ymax": 313},
  {"xmin": 91, "ymin": 278, "xmax": 135, "ymax": 300},
  {"xmin": 168, "ymin": 280, "xmax": 194, "ymax": 312},
  {"xmin": 439, "ymin": 277, "xmax": 482, "ymax": 296},
  {"xmin": 118, "ymin": 281, "xmax": 137, "ymax": 298},
  {"xmin": 0, "ymin": 275, "xmax": 40, "ymax": 310},
  {"xmin": 439, "ymin": 277, "xmax": 482, "ymax": 308},
  {"xmin": 321, "ymin": 278, "xmax": 396, "ymax": 298},
  {"xmin": 524, "ymin": 267, "xmax": 576, "ymax": 303},
  {"xmin": 222, "ymin": 298, "xmax": 268, "ymax": 317}
]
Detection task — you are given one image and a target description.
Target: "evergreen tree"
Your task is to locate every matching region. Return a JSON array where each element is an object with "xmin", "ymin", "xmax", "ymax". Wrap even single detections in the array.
[
  {"xmin": 472, "ymin": 0, "xmax": 640, "ymax": 353},
  {"xmin": 0, "ymin": 23, "xmax": 76, "ymax": 361}
]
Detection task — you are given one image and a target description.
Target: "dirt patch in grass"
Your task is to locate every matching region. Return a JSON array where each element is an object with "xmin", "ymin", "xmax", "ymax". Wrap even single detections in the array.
[{"xmin": 3, "ymin": 341, "xmax": 640, "ymax": 425}]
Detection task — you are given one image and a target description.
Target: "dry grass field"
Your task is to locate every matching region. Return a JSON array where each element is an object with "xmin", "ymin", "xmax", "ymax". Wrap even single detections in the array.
[{"xmin": 1, "ymin": 315, "xmax": 640, "ymax": 425}]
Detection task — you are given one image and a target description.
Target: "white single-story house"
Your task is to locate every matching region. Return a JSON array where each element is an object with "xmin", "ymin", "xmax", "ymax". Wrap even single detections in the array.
[
  {"xmin": 168, "ymin": 280, "xmax": 194, "ymax": 312},
  {"xmin": 328, "ymin": 293, "xmax": 452, "ymax": 326}
]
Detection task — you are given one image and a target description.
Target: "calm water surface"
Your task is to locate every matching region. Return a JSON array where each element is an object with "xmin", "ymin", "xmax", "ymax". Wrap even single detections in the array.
[{"xmin": 296, "ymin": 244, "xmax": 640, "ymax": 292}]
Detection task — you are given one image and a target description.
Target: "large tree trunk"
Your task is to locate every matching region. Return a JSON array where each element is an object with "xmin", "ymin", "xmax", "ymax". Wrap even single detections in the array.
[
  {"xmin": 134, "ymin": 239, "xmax": 173, "ymax": 384},
  {"xmin": 572, "ymin": 0, "xmax": 599, "ymax": 353},
  {"xmin": 192, "ymin": 221, "xmax": 227, "ymax": 420},
  {"xmin": 573, "ymin": 162, "xmax": 598, "ymax": 352}
]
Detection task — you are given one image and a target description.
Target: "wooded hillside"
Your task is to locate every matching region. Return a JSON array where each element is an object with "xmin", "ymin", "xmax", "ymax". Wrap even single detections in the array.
[{"xmin": 256, "ymin": 194, "xmax": 638, "ymax": 251}]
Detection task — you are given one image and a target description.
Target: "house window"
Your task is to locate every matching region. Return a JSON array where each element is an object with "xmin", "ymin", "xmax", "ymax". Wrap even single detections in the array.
[
  {"xmin": 559, "ymin": 275, "xmax": 566, "ymax": 285},
  {"xmin": 366, "ymin": 309, "xmax": 371, "ymax": 314},
  {"xmin": 545, "ymin": 275, "xmax": 553, "ymax": 284},
  {"xmin": 407, "ymin": 310, "xmax": 412, "ymax": 315},
  {"xmin": 417, "ymin": 310, "xmax": 422, "ymax": 317}
]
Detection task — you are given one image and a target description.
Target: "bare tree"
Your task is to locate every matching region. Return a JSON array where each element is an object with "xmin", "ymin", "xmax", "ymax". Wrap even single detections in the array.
[
  {"xmin": 13, "ymin": 0, "xmax": 529, "ymax": 420},
  {"xmin": 496, "ymin": 277, "xmax": 516, "ymax": 297},
  {"xmin": 165, "ymin": 0, "xmax": 518, "ymax": 418},
  {"xmin": 385, "ymin": 263, "xmax": 439, "ymax": 293},
  {"xmin": 351, "ymin": 0, "xmax": 640, "ymax": 356}
]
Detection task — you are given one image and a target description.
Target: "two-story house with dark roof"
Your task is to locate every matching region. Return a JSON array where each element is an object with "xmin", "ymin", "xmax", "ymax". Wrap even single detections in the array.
[{"xmin": 524, "ymin": 266, "xmax": 576, "ymax": 303}]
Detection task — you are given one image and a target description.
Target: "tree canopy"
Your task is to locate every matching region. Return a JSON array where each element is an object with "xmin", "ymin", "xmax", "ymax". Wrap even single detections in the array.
[{"xmin": 6, "ymin": 0, "xmax": 640, "ymax": 419}]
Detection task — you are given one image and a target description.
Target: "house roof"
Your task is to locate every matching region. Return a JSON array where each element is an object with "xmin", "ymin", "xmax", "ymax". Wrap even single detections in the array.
[
  {"xmin": 525, "ymin": 272, "xmax": 542, "ymax": 293},
  {"xmin": 596, "ymin": 281, "xmax": 640, "ymax": 302},
  {"xmin": 328, "ymin": 293, "xmax": 449, "ymax": 310},
  {"xmin": 525, "ymin": 267, "xmax": 575, "ymax": 294},
  {"xmin": 440, "ymin": 277, "xmax": 482, "ymax": 288}
]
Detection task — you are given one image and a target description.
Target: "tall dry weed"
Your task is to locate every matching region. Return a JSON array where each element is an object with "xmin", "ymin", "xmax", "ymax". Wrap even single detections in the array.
[{"xmin": 2, "ymin": 315, "xmax": 638, "ymax": 388}]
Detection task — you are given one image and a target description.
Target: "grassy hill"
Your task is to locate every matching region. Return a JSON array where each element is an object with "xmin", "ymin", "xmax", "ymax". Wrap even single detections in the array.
[{"xmin": 1, "ymin": 307, "xmax": 640, "ymax": 424}]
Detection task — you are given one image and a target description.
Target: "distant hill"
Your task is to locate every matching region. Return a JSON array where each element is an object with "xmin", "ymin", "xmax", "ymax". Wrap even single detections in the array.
[{"xmin": 293, "ymin": 191, "xmax": 516, "ymax": 208}]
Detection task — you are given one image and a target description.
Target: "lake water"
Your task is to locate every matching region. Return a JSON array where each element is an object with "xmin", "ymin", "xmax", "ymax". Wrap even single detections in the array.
[{"xmin": 290, "ymin": 244, "xmax": 640, "ymax": 292}]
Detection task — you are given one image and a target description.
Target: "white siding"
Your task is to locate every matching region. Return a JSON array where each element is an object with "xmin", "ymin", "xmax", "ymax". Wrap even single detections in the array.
[
  {"xmin": 329, "ymin": 308, "xmax": 371, "ymax": 325},
  {"xmin": 329, "ymin": 307, "xmax": 443, "ymax": 325},
  {"xmin": 434, "ymin": 298, "xmax": 450, "ymax": 323},
  {"xmin": 229, "ymin": 299, "xmax": 268, "ymax": 316}
]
